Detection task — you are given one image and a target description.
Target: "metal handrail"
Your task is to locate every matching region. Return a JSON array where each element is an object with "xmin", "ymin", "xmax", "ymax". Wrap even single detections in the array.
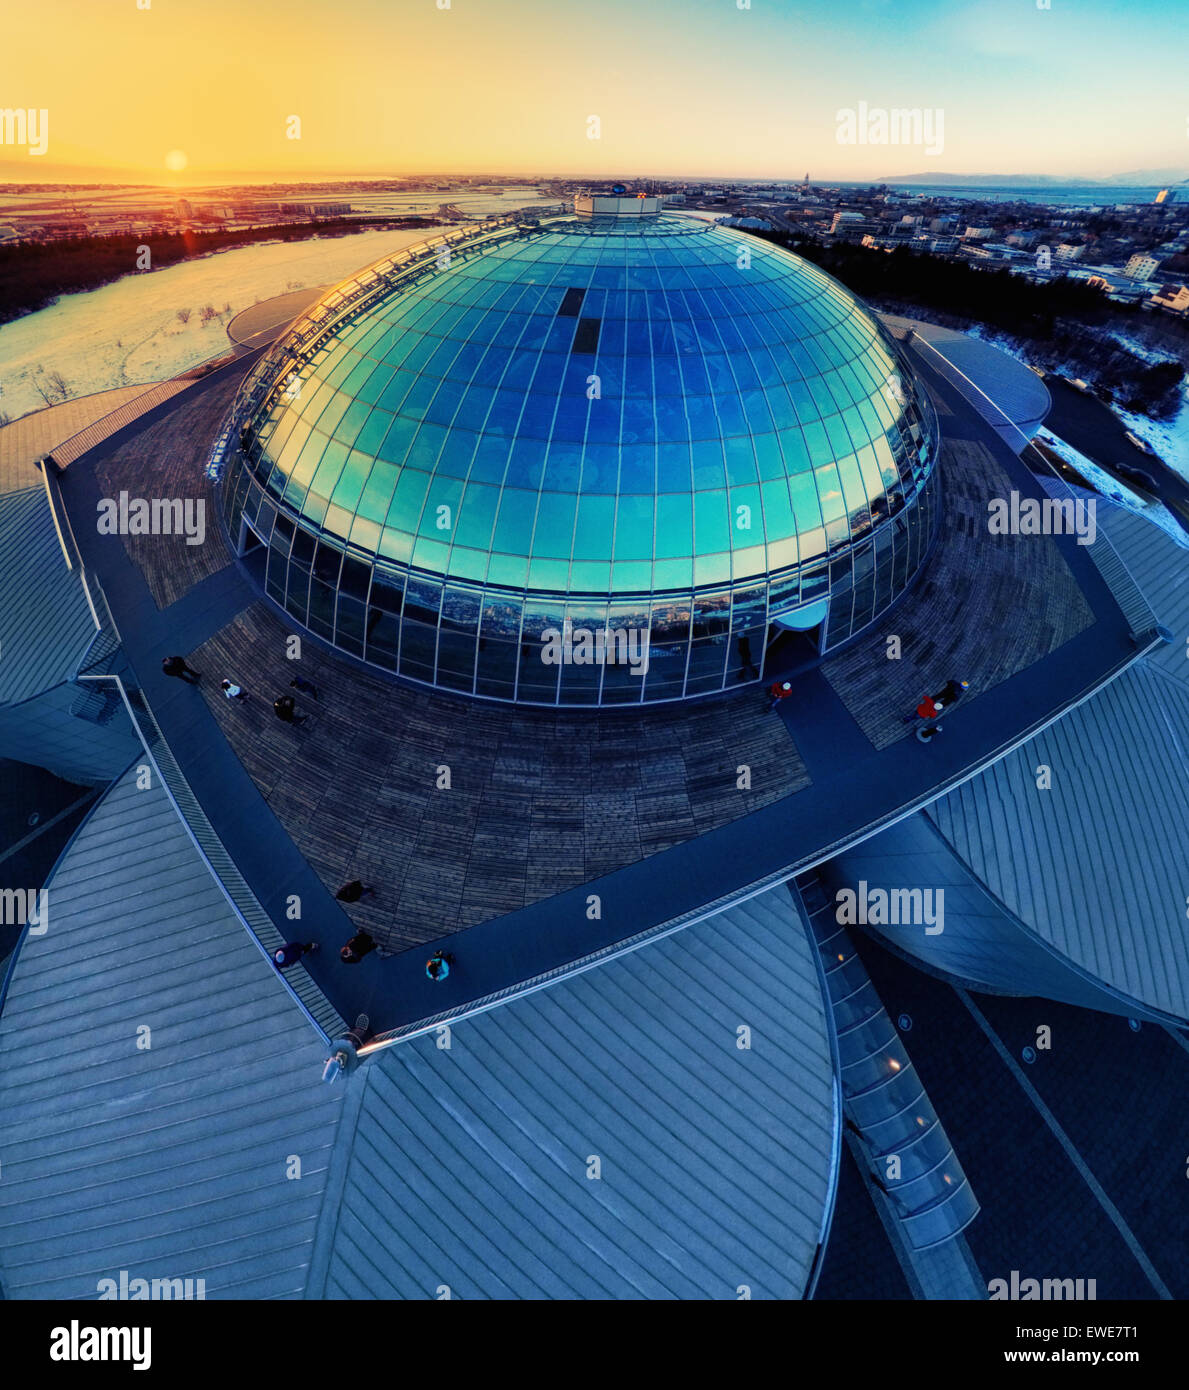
[
  {"xmin": 229, "ymin": 206, "xmax": 569, "ymax": 432},
  {"xmin": 78, "ymin": 573, "xmax": 346, "ymax": 1044},
  {"xmin": 33, "ymin": 463, "xmax": 345, "ymax": 1043}
]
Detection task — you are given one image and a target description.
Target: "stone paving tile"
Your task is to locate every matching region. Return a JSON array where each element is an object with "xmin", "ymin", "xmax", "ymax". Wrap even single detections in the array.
[
  {"xmin": 96, "ymin": 373, "xmax": 241, "ymax": 609},
  {"xmin": 0, "ymin": 385, "xmax": 161, "ymax": 495},
  {"xmin": 191, "ymin": 601, "xmax": 809, "ymax": 951},
  {"xmin": 823, "ymin": 437, "xmax": 1095, "ymax": 751}
]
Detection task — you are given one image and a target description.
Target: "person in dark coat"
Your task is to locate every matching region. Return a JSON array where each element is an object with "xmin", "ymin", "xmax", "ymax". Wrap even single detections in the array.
[
  {"xmin": 162, "ymin": 655, "xmax": 201, "ymax": 683},
  {"xmin": 273, "ymin": 694, "xmax": 307, "ymax": 725},
  {"xmin": 335, "ymin": 880, "xmax": 370, "ymax": 903},
  {"xmin": 935, "ymin": 678, "xmax": 970, "ymax": 705},
  {"xmin": 340, "ymin": 929, "xmax": 377, "ymax": 964}
]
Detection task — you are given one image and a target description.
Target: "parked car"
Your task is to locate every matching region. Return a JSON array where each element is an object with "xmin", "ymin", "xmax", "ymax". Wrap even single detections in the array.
[{"xmin": 1124, "ymin": 431, "xmax": 1152, "ymax": 454}]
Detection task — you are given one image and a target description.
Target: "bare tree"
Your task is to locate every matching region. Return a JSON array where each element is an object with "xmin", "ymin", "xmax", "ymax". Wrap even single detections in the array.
[
  {"xmin": 176, "ymin": 307, "xmax": 192, "ymax": 325},
  {"xmin": 31, "ymin": 368, "xmax": 70, "ymax": 405},
  {"xmin": 199, "ymin": 304, "xmax": 218, "ymax": 325}
]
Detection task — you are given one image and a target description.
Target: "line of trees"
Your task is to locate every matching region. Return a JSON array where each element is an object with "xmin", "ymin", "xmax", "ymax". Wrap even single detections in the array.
[
  {"xmin": 0, "ymin": 216, "xmax": 439, "ymax": 326},
  {"xmin": 761, "ymin": 232, "xmax": 1186, "ymax": 418}
]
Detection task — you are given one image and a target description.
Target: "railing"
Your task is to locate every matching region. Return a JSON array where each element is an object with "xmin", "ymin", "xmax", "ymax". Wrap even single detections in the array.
[
  {"xmin": 907, "ymin": 330, "xmax": 1161, "ymax": 638},
  {"xmin": 36, "ymin": 464, "xmax": 345, "ymax": 1044},
  {"xmin": 230, "ymin": 206, "xmax": 569, "ymax": 433},
  {"xmin": 358, "ymin": 865, "xmax": 815, "ymax": 1055}
]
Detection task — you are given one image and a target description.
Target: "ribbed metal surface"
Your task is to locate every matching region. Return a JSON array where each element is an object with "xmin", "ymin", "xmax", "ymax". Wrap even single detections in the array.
[
  {"xmin": 925, "ymin": 504, "xmax": 1189, "ymax": 1022},
  {"xmin": 320, "ymin": 886, "xmax": 836, "ymax": 1300},
  {"xmin": 817, "ymin": 812, "xmax": 1170, "ymax": 1021},
  {"xmin": 929, "ymin": 662, "xmax": 1189, "ymax": 1022},
  {"xmin": 0, "ymin": 486, "xmax": 97, "ymax": 705},
  {"xmin": 0, "ymin": 766, "xmax": 344, "ymax": 1300},
  {"xmin": 1096, "ymin": 501, "xmax": 1189, "ymax": 690}
]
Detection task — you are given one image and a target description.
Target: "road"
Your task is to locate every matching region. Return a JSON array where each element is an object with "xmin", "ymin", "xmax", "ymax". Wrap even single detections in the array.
[{"xmin": 1040, "ymin": 374, "xmax": 1189, "ymax": 532}]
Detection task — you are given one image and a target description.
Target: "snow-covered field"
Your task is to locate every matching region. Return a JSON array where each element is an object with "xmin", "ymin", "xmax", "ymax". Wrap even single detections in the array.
[
  {"xmin": 1037, "ymin": 428, "xmax": 1189, "ymax": 550},
  {"xmin": 960, "ymin": 318, "xmax": 1189, "ymax": 484},
  {"xmin": 0, "ymin": 226, "xmax": 451, "ymax": 422}
]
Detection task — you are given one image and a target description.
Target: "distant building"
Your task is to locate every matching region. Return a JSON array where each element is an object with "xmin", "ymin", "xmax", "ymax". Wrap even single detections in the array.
[
  {"xmin": 1054, "ymin": 243, "xmax": 1084, "ymax": 263},
  {"xmin": 1150, "ymin": 282, "xmax": 1189, "ymax": 314},
  {"xmin": 830, "ymin": 210, "xmax": 866, "ymax": 234},
  {"xmin": 1124, "ymin": 253, "xmax": 1161, "ymax": 280},
  {"xmin": 280, "ymin": 201, "xmax": 353, "ymax": 217},
  {"xmin": 1153, "ymin": 188, "xmax": 1176, "ymax": 205},
  {"xmin": 962, "ymin": 226, "xmax": 994, "ymax": 240}
]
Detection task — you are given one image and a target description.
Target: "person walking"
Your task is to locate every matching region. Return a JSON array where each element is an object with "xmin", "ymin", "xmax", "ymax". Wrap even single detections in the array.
[
  {"xmin": 426, "ymin": 951, "xmax": 453, "ymax": 983},
  {"xmin": 936, "ymin": 678, "xmax": 970, "ymax": 705},
  {"xmin": 340, "ymin": 929, "xmax": 377, "ymax": 964},
  {"xmin": 272, "ymin": 941, "xmax": 319, "ymax": 969},
  {"xmin": 221, "ymin": 678, "xmax": 249, "ymax": 701},
  {"xmin": 290, "ymin": 675, "xmax": 319, "ymax": 699},
  {"xmin": 162, "ymin": 655, "xmax": 201, "ymax": 683},
  {"xmin": 916, "ymin": 722, "xmax": 943, "ymax": 744},
  {"xmin": 767, "ymin": 679, "xmax": 794, "ymax": 711},
  {"xmin": 273, "ymin": 694, "xmax": 307, "ymax": 725},
  {"xmin": 335, "ymin": 880, "xmax": 371, "ymax": 903}
]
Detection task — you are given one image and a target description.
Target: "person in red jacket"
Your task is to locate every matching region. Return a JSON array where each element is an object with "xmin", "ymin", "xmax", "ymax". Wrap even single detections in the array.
[{"xmin": 767, "ymin": 680, "xmax": 794, "ymax": 711}]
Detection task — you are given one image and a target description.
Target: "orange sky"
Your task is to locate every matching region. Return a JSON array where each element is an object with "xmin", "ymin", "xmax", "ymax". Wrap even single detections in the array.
[{"xmin": 1, "ymin": 0, "xmax": 1184, "ymax": 185}]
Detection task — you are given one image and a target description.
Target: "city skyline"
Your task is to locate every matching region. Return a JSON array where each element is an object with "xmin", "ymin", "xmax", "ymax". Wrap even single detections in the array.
[{"xmin": 1, "ymin": 0, "xmax": 1185, "ymax": 184}]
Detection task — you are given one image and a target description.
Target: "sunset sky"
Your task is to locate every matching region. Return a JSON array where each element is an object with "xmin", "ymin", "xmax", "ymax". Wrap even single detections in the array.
[{"xmin": 0, "ymin": 0, "xmax": 1184, "ymax": 184}]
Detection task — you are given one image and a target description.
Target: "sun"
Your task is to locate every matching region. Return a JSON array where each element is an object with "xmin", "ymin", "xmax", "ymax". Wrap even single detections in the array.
[{"xmin": 164, "ymin": 149, "xmax": 188, "ymax": 172}]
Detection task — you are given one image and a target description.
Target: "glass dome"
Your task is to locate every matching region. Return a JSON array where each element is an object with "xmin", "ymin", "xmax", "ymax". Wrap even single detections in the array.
[{"xmin": 222, "ymin": 205, "xmax": 941, "ymax": 704}]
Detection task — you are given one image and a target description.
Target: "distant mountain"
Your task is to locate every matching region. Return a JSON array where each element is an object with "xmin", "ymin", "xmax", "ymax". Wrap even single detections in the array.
[
  {"xmin": 1097, "ymin": 168, "xmax": 1189, "ymax": 185},
  {"xmin": 883, "ymin": 173, "xmax": 1073, "ymax": 186},
  {"xmin": 883, "ymin": 170, "xmax": 1189, "ymax": 187}
]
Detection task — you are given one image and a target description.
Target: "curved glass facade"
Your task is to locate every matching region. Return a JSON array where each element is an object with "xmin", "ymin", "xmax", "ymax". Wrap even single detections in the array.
[{"xmin": 221, "ymin": 207, "xmax": 941, "ymax": 704}]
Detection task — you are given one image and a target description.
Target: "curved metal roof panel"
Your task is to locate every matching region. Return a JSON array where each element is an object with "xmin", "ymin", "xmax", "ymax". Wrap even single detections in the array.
[
  {"xmin": 0, "ymin": 766, "xmax": 345, "ymax": 1300},
  {"xmin": 0, "ymin": 486, "xmax": 97, "ymax": 707},
  {"xmin": 927, "ymin": 660, "xmax": 1189, "ymax": 1021},
  {"xmin": 319, "ymin": 885, "xmax": 837, "ymax": 1300}
]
